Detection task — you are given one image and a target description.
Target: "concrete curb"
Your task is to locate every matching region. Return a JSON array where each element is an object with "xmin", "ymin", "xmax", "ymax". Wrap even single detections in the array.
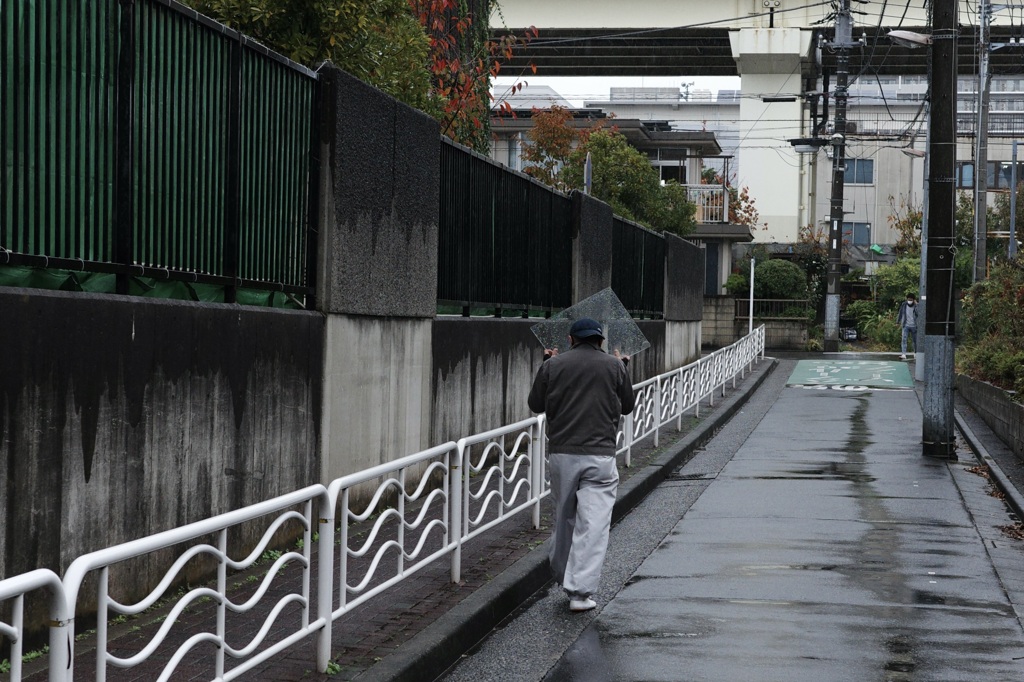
[
  {"xmin": 955, "ymin": 411, "xmax": 1024, "ymax": 521},
  {"xmin": 358, "ymin": 358, "xmax": 779, "ymax": 682}
]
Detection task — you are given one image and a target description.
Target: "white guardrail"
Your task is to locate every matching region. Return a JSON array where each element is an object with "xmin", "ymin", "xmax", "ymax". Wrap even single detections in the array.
[{"xmin": 0, "ymin": 326, "xmax": 764, "ymax": 681}]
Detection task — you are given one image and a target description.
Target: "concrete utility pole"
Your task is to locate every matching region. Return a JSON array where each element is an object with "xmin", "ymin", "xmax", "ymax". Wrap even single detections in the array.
[
  {"xmin": 973, "ymin": 0, "xmax": 992, "ymax": 282},
  {"xmin": 1012, "ymin": 141, "xmax": 1019, "ymax": 259},
  {"xmin": 923, "ymin": 0, "xmax": 958, "ymax": 459},
  {"xmin": 824, "ymin": 0, "xmax": 855, "ymax": 352}
]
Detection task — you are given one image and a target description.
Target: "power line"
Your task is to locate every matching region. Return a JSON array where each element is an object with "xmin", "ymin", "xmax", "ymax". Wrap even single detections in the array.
[{"xmin": 512, "ymin": 1, "xmax": 835, "ymax": 48}]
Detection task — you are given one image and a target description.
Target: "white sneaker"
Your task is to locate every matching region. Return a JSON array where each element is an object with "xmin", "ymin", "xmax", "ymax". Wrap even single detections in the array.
[
  {"xmin": 900, "ymin": 354, "xmax": 907, "ymax": 360},
  {"xmin": 569, "ymin": 597, "xmax": 597, "ymax": 612}
]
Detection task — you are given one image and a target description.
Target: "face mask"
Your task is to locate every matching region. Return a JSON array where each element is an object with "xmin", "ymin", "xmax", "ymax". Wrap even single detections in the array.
[{"xmin": 907, "ymin": 301, "xmax": 915, "ymax": 306}]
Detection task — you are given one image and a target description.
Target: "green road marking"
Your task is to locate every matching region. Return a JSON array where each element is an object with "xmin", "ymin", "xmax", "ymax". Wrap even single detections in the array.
[{"xmin": 787, "ymin": 359, "xmax": 914, "ymax": 389}]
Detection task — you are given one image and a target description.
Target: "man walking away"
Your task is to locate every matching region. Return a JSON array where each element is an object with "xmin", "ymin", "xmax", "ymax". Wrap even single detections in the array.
[
  {"xmin": 897, "ymin": 292, "xmax": 919, "ymax": 360},
  {"xmin": 528, "ymin": 317, "xmax": 635, "ymax": 612}
]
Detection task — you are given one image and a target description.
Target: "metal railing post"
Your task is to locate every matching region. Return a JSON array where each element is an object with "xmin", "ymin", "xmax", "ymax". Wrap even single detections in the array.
[
  {"xmin": 95, "ymin": 568, "xmax": 109, "ymax": 682},
  {"xmin": 676, "ymin": 369, "xmax": 684, "ymax": 430},
  {"xmin": 653, "ymin": 382, "xmax": 661, "ymax": 449},
  {"xmin": 339, "ymin": 490, "xmax": 349, "ymax": 609},
  {"xmin": 316, "ymin": 495, "xmax": 335, "ymax": 673},
  {"xmin": 451, "ymin": 442, "xmax": 464, "ymax": 583},
  {"xmin": 624, "ymin": 412, "xmax": 633, "ymax": 468},
  {"xmin": 531, "ymin": 420, "xmax": 542, "ymax": 529},
  {"xmin": 709, "ymin": 353, "xmax": 716, "ymax": 407},
  {"xmin": 216, "ymin": 530, "xmax": 227, "ymax": 680}
]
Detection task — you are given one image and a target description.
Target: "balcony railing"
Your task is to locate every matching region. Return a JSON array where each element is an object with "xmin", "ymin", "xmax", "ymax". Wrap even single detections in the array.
[{"xmin": 684, "ymin": 185, "xmax": 728, "ymax": 224}]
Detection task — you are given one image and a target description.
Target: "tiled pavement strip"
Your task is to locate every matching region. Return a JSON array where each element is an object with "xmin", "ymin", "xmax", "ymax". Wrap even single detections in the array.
[{"xmin": 16, "ymin": 359, "xmax": 774, "ymax": 682}]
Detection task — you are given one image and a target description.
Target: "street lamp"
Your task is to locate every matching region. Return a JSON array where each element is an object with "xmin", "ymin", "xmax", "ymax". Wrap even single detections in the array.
[
  {"xmin": 789, "ymin": 137, "xmax": 829, "ymax": 154},
  {"xmin": 888, "ymin": 30, "xmax": 933, "ymax": 48}
]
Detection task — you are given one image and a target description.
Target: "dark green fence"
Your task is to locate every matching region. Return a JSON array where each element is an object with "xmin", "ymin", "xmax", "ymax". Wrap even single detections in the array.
[
  {"xmin": 1, "ymin": 0, "xmax": 319, "ymax": 305},
  {"xmin": 612, "ymin": 217, "xmax": 665, "ymax": 317},
  {"xmin": 438, "ymin": 139, "xmax": 573, "ymax": 314}
]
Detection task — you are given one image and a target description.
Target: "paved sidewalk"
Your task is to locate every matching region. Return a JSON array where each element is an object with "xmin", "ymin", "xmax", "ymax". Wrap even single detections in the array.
[
  {"xmin": 445, "ymin": 358, "xmax": 1024, "ymax": 681},
  {"xmin": 15, "ymin": 357, "xmax": 775, "ymax": 681}
]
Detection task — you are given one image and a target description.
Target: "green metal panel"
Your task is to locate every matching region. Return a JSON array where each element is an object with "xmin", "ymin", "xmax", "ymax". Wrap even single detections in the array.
[
  {"xmin": 132, "ymin": 0, "xmax": 233, "ymax": 274},
  {"xmin": 2, "ymin": 0, "xmax": 316, "ymax": 299},
  {"xmin": 1, "ymin": 0, "xmax": 116, "ymax": 261},
  {"xmin": 236, "ymin": 50, "xmax": 313, "ymax": 286}
]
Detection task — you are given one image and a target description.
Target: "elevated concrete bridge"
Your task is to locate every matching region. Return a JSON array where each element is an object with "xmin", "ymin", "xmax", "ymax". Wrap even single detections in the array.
[
  {"xmin": 491, "ymin": 1, "xmax": 1003, "ymax": 243},
  {"xmin": 493, "ymin": 1, "xmax": 1007, "ymax": 77}
]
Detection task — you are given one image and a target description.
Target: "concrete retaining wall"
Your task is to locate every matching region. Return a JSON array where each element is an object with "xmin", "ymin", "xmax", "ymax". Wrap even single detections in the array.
[
  {"xmin": 759, "ymin": 320, "xmax": 809, "ymax": 350},
  {"xmin": 0, "ymin": 288, "xmax": 323, "ymax": 599},
  {"xmin": 702, "ymin": 296, "xmax": 737, "ymax": 348},
  {"xmin": 957, "ymin": 375, "xmax": 1024, "ymax": 458}
]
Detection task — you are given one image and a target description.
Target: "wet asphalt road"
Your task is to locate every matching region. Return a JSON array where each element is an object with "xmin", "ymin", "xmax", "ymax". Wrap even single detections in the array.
[{"xmin": 441, "ymin": 359, "xmax": 1024, "ymax": 681}]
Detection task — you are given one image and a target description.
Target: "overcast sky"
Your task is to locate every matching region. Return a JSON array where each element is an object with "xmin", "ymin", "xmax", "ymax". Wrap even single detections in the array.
[{"xmin": 492, "ymin": 75, "xmax": 741, "ymax": 107}]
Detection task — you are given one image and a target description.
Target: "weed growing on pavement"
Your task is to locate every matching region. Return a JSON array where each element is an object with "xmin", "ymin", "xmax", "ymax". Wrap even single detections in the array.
[
  {"xmin": 1, "ymin": 659, "xmax": 10, "ymax": 673},
  {"xmin": 326, "ymin": 661, "xmax": 342, "ymax": 675}
]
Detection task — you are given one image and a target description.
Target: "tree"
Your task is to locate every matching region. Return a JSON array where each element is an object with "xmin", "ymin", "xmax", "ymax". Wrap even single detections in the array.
[
  {"xmin": 520, "ymin": 106, "xmax": 602, "ymax": 190},
  {"xmin": 187, "ymin": 0, "xmax": 536, "ymax": 152},
  {"xmin": 702, "ymin": 170, "xmax": 766, "ymax": 232},
  {"xmin": 795, "ymin": 223, "xmax": 828, "ymax": 304},
  {"xmin": 887, "ymin": 195, "xmax": 923, "ymax": 257},
  {"xmin": 185, "ymin": 0, "xmax": 436, "ymax": 112},
  {"xmin": 958, "ymin": 260, "xmax": 1024, "ymax": 395},
  {"xmin": 410, "ymin": 0, "xmax": 537, "ymax": 151},
  {"xmin": 561, "ymin": 130, "xmax": 697, "ymax": 237},
  {"xmin": 730, "ymin": 186, "xmax": 766, "ymax": 231},
  {"xmin": 752, "ymin": 259, "xmax": 809, "ymax": 300}
]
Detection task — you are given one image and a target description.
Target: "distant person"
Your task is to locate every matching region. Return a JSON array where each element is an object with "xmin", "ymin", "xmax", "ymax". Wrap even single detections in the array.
[
  {"xmin": 528, "ymin": 317, "xmax": 635, "ymax": 612},
  {"xmin": 897, "ymin": 292, "xmax": 919, "ymax": 360}
]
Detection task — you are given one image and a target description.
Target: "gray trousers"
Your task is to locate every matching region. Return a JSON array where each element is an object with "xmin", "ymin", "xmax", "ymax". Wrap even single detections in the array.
[{"xmin": 548, "ymin": 453, "xmax": 619, "ymax": 599}]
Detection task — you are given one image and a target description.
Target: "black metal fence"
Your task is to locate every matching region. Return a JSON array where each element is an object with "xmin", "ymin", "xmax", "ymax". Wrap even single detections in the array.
[
  {"xmin": 438, "ymin": 139, "xmax": 573, "ymax": 314},
  {"xmin": 1, "ymin": 0, "xmax": 319, "ymax": 304},
  {"xmin": 612, "ymin": 217, "xmax": 665, "ymax": 317}
]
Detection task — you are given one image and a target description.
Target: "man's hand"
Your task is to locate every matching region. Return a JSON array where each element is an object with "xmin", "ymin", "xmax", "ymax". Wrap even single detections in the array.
[
  {"xmin": 543, "ymin": 348, "xmax": 559, "ymax": 360},
  {"xmin": 614, "ymin": 349, "xmax": 630, "ymax": 365}
]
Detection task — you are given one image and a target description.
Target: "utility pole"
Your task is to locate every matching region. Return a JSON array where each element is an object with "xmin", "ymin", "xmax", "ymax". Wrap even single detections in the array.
[
  {"xmin": 1012, "ymin": 140, "xmax": 1019, "ymax": 259},
  {"xmin": 824, "ymin": 0, "xmax": 856, "ymax": 352},
  {"xmin": 923, "ymin": 0, "xmax": 958, "ymax": 459},
  {"xmin": 973, "ymin": 0, "xmax": 992, "ymax": 282},
  {"xmin": 915, "ymin": 110, "xmax": 931, "ymax": 382}
]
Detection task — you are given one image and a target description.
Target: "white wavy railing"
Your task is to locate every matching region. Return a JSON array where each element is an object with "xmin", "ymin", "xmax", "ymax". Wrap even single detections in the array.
[
  {"xmin": 617, "ymin": 325, "xmax": 765, "ymax": 465},
  {"xmin": 59, "ymin": 485, "xmax": 332, "ymax": 681},
  {"xmin": 0, "ymin": 569, "xmax": 68, "ymax": 682},
  {"xmin": 0, "ymin": 327, "xmax": 764, "ymax": 681}
]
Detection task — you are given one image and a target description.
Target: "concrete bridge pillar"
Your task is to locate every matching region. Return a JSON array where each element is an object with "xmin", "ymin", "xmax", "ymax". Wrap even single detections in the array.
[{"xmin": 729, "ymin": 28, "xmax": 814, "ymax": 243}]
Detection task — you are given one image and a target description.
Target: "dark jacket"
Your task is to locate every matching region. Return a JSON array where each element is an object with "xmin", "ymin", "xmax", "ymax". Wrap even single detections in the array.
[
  {"xmin": 897, "ymin": 301, "xmax": 918, "ymax": 328},
  {"xmin": 528, "ymin": 342, "xmax": 636, "ymax": 456}
]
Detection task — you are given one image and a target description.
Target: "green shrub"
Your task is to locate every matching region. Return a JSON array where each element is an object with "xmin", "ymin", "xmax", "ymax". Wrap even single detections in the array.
[
  {"xmin": 957, "ymin": 260, "xmax": 1024, "ymax": 397},
  {"xmin": 844, "ymin": 300, "xmax": 880, "ymax": 328},
  {"xmin": 725, "ymin": 272, "xmax": 748, "ymax": 297},
  {"xmin": 861, "ymin": 312, "xmax": 902, "ymax": 350},
  {"xmin": 753, "ymin": 259, "xmax": 808, "ymax": 300},
  {"xmin": 873, "ymin": 258, "xmax": 920, "ymax": 314}
]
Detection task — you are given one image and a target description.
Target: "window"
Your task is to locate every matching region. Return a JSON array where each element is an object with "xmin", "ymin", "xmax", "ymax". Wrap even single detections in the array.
[
  {"xmin": 844, "ymin": 158, "xmax": 874, "ymax": 184},
  {"xmin": 659, "ymin": 164, "xmax": 686, "ymax": 184},
  {"xmin": 842, "ymin": 222, "xmax": 871, "ymax": 246},
  {"xmin": 956, "ymin": 162, "xmax": 974, "ymax": 189}
]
